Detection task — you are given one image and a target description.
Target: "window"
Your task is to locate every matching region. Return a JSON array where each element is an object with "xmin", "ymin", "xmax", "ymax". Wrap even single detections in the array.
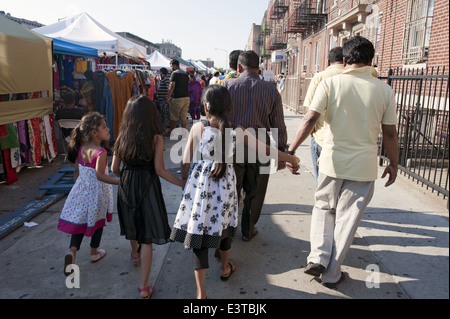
[
  {"xmin": 402, "ymin": 0, "xmax": 435, "ymax": 65},
  {"xmin": 329, "ymin": 34, "xmax": 336, "ymax": 49},
  {"xmin": 316, "ymin": 0, "xmax": 325, "ymax": 14},
  {"xmin": 315, "ymin": 41, "xmax": 321, "ymax": 72},
  {"xmin": 303, "ymin": 45, "xmax": 309, "ymax": 66},
  {"xmin": 364, "ymin": 11, "xmax": 383, "ymax": 59}
]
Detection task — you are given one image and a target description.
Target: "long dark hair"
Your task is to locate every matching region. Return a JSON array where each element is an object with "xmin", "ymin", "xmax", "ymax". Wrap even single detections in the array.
[
  {"xmin": 67, "ymin": 112, "xmax": 105, "ymax": 163},
  {"xmin": 202, "ymin": 85, "xmax": 232, "ymax": 180},
  {"xmin": 114, "ymin": 95, "xmax": 163, "ymax": 164}
]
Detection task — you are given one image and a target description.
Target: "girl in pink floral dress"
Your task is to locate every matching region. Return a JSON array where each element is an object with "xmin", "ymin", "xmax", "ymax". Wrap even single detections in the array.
[{"xmin": 57, "ymin": 112, "xmax": 118, "ymax": 275}]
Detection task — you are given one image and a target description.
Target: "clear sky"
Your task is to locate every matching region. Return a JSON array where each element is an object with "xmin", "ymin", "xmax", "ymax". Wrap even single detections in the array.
[{"xmin": 2, "ymin": 0, "xmax": 269, "ymax": 69}]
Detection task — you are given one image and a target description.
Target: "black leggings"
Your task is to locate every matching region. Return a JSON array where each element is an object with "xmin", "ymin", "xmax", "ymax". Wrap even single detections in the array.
[
  {"xmin": 70, "ymin": 228, "xmax": 103, "ymax": 250},
  {"xmin": 193, "ymin": 237, "xmax": 232, "ymax": 270}
]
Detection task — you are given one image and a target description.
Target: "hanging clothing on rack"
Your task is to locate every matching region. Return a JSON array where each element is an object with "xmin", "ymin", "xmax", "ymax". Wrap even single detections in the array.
[
  {"xmin": 10, "ymin": 123, "xmax": 21, "ymax": 169},
  {"xmin": 43, "ymin": 114, "xmax": 58, "ymax": 162},
  {"xmin": 17, "ymin": 120, "xmax": 31, "ymax": 165},
  {"xmin": 106, "ymin": 70, "xmax": 134, "ymax": 140},
  {"xmin": 94, "ymin": 69, "xmax": 114, "ymax": 142},
  {"xmin": 27, "ymin": 118, "xmax": 42, "ymax": 166}
]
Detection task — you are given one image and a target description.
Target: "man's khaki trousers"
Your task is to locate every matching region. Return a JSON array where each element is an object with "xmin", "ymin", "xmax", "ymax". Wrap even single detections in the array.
[{"xmin": 307, "ymin": 173, "xmax": 375, "ymax": 283}]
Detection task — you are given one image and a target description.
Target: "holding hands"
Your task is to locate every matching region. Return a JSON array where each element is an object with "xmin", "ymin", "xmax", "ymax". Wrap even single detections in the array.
[
  {"xmin": 287, "ymin": 159, "xmax": 301, "ymax": 175},
  {"xmin": 281, "ymin": 153, "xmax": 300, "ymax": 175}
]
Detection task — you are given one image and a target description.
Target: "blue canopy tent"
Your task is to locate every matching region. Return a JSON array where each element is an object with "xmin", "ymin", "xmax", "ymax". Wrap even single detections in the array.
[
  {"xmin": 52, "ymin": 38, "xmax": 98, "ymax": 58},
  {"xmin": 188, "ymin": 59, "xmax": 207, "ymax": 72}
]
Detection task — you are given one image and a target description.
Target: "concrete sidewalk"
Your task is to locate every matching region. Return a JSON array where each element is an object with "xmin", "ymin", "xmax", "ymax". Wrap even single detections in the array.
[{"xmin": 0, "ymin": 107, "xmax": 448, "ymax": 300}]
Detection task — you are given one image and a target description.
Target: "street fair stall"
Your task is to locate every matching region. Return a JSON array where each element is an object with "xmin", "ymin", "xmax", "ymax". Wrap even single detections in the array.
[
  {"xmin": 33, "ymin": 12, "xmax": 146, "ymax": 60},
  {"xmin": 0, "ymin": 15, "xmax": 57, "ymax": 184},
  {"xmin": 34, "ymin": 12, "xmax": 155, "ymax": 143},
  {"xmin": 95, "ymin": 64, "xmax": 157, "ymax": 141}
]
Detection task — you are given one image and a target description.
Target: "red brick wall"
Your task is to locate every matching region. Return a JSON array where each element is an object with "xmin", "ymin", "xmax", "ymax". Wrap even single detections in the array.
[
  {"xmin": 378, "ymin": 0, "xmax": 449, "ymax": 76},
  {"xmin": 427, "ymin": 0, "xmax": 449, "ymax": 71}
]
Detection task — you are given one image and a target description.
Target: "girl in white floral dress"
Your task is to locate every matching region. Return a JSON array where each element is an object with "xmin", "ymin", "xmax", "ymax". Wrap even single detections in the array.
[
  {"xmin": 170, "ymin": 85, "xmax": 299, "ymax": 299},
  {"xmin": 58, "ymin": 112, "xmax": 118, "ymax": 275}
]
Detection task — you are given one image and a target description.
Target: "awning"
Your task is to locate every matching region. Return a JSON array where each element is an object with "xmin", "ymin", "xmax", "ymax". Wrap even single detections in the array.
[
  {"xmin": 52, "ymin": 38, "xmax": 99, "ymax": 58},
  {"xmin": 0, "ymin": 14, "xmax": 53, "ymax": 125}
]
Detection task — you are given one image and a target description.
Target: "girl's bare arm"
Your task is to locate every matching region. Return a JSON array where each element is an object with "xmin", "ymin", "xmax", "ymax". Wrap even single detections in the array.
[
  {"xmin": 95, "ymin": 151, "xmax": 119, "ymax": 185},
  {"xmin": 154, "ymin": 135, "xmax": 184, "ymax": 188}
]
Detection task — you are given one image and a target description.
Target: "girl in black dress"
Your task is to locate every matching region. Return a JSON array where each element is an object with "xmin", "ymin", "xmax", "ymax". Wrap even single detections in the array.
[{"xmin": 112, "ymin": 95, "xmax": 184, "ymax": 299}]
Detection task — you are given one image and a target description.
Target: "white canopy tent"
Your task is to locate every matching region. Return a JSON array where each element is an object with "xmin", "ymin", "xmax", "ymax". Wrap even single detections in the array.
[
  {"xmin": 146, "ymin": 51, "xmax": 172, "ymax": 70},
  {"xmin": 33, "ymin": 12, "xmax": 146, "ymax": 59}
]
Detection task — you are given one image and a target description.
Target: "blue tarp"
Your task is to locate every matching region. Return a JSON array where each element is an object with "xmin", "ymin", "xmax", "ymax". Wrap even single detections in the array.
[{"xmin": 52, "ymin": 38, "xmax": 99, "ymax": 58}]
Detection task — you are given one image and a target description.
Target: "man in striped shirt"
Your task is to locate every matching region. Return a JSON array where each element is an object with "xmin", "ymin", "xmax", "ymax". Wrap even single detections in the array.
[
  {"xmin": 157, "ymin": 67, "xmax": 171, "ymax": 130},
  {"xmin": 223, "ymin": 50, "xmax": 288, "ymax": 241}
]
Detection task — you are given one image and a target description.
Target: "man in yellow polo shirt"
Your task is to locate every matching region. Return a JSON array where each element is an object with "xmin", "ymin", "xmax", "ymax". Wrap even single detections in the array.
[
  {"xmin": 287, "ymin": 36, "xmax": 399, "ymax": 288},
  {"xmin": 218, "ymin": 50, "xmax": 243, "ymax": 85},
  {"xmin": 303, "ymin": 47, "xmax": 345, "ymax": 186}
]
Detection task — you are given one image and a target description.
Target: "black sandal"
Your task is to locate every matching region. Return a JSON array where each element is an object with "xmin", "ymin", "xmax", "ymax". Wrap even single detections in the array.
[{"xmin": 220, "ymin": 262, "xmax": 236, "ymax": 281}]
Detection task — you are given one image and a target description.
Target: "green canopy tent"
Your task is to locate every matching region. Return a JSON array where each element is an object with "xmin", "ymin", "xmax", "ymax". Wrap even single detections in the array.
[{"xmin": 172, "ymin": 56, "xmax": 195, "ymax": 72}]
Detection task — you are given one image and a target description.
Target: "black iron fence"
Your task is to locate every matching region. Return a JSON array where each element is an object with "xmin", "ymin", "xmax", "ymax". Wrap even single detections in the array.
[{"xmin": 379, "ymin": 67, "xmax": 449, "ymax": 207}]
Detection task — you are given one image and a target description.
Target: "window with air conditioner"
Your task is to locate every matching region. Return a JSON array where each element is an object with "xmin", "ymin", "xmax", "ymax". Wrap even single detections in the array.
[{"xmin": 402, "ymin": 0, "xmax": 435, "ymax": 65}]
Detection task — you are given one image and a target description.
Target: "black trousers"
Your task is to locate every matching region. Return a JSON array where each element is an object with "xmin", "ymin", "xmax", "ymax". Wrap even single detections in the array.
[
  {"xmin": 193, "ymin": 237, "xmax": 233, "ymax": 270},
  {"xmin": 69, "ymin": 227, "xmax": 103, "ymax": 250},
  {"xmin": 234, "ymin": 131, "xmax": 271, "ymax": 238}
]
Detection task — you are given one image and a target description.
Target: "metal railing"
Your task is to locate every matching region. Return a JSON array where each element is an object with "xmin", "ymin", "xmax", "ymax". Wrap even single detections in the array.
[
  {"xmin": 379, "ymin": 67, "xmax": 449, "ymax": 205},
  {"xmin": 280, "ymin": 75, "xmax": 305, "ymax": 114}
]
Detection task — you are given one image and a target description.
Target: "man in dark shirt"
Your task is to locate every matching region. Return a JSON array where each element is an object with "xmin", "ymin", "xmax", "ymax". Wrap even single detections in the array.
[
  {"xmin": 223, "ymin": 50, "xmax": 288, "ymax": 241},
  {"xmin": 167, "ymin": 59, "xmax": 190, "ymax": 137},
  {"xmin": 55, "ymin": 92, "xmax": 84, "ymax": 136}
]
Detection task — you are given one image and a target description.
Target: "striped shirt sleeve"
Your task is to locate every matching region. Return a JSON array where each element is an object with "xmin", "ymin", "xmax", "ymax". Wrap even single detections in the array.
[{"xmin": 223, "ymin": 73, "xmax": 287, "ymax": 150}]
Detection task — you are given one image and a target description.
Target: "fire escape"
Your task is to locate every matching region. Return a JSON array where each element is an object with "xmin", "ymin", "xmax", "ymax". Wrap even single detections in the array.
[
  {"xmin": 268, "ymin": 0, "xmax": 288, "ymax": 50},
  {"xmin": 286, "ymin": 0, "xmax": 327, "ymax": 38},
  {"xmin": 259, "ymin": 22, "xmax": 271, "ymax": 58}
]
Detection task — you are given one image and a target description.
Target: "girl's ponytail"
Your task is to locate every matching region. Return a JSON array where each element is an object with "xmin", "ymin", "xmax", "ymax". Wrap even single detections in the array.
[
  {"xmin": 210, "ymin": 113, "xmax": 230, "ymax": 181},
  {"xmin": 67, "ymin": 125, "xmax": 82, "ymax": 163},
  {"xmin": 66, "ymin": 112, "xmax": 104, "ymax": 163},
  {"xmin": 201, "ymin": 85, "xmax": 233, "ymax": 181}
]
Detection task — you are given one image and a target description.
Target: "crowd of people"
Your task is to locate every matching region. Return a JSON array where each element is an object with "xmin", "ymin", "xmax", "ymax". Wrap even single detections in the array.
[{"xmin": 57, "ymin": 35, "xmax": 399, "ymax": 299}]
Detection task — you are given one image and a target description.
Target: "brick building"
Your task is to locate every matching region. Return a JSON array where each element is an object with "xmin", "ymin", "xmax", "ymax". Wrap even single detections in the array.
[
  {"xmin": 378, "ymin": 0, "xmax": 449, "ymax": 76},
  {"xmin": 256, "ymin": 0, "xmax": 449, "ymax": 112},
  {"xmin": 155, "ymin": 40, "xmax": 182, "ymax": 59},
  {"xmin": 116, "ymin": 32, "xmax": 159, "ymax": 55}
]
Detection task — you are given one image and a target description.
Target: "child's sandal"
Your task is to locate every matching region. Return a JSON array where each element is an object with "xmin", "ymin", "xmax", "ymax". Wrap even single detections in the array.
[
  {"xmin": 90, "ymin": 249, "xmax": 106, "ymax": 262},
  {"xmin": 131, "ymin": 252, "xmax": 141, "ymax": 266},
  {"xmin": 138, "ymin": 285, "xmax": 154, "ymax": 299}
]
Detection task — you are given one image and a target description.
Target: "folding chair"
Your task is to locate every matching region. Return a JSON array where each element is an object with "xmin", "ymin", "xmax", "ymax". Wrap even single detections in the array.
[{"xmin": 57, "ymin": 119, "xmax": 80, "ymax": 163}]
